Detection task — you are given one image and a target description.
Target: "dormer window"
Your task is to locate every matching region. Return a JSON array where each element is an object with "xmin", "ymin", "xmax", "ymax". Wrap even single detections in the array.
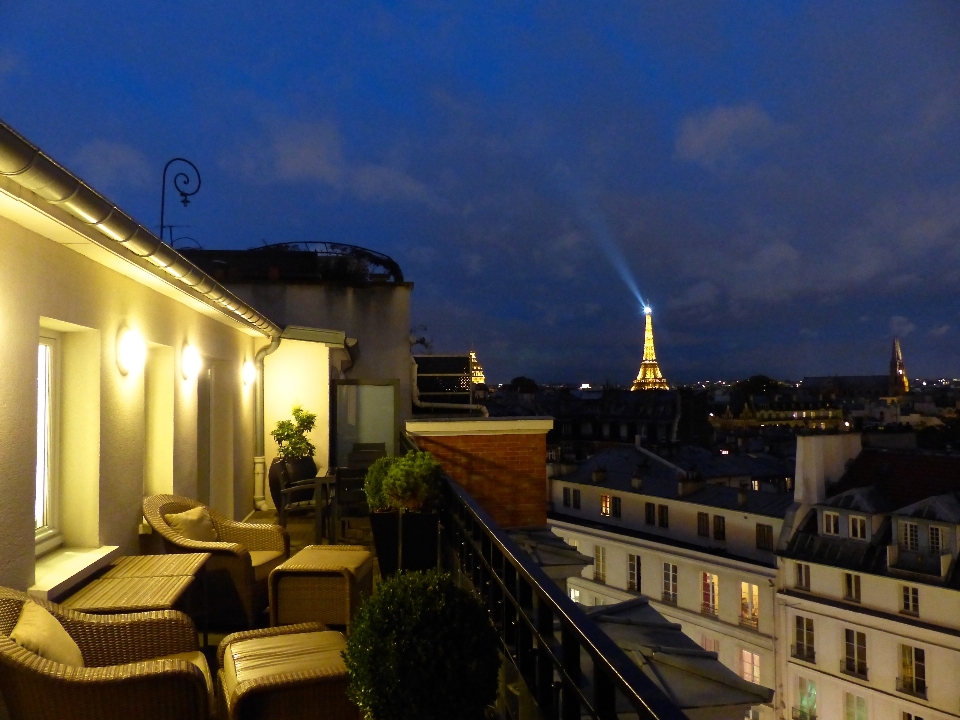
[
  {"xmin": 823, "ymin": 512, "xmax": 840, "ymax": 536},
  {"xmin": 850, "ymin": 516, "xmax": 867, "ymax": 540},
  {"xmin": 929, "ymin": 526, "xmax": 944, "ymax": 555},
  {"xmin": 900, "ymin": 522, "xmax": 919, "ymax": 552}
]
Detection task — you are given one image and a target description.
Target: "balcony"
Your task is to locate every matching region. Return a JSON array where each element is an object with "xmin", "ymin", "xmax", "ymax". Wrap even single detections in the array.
[
  {"xmin": 792, "ymin": 708, "xmax": 817, "ymax": 720},
  {"xmin": 896, "ymin": 676, "xmax": 927, "ymax": 700},
  {"xmin": 840, "ymin": 659, "xmax": 868, "ymax": 681},
  {"xmin": 790, "ymin": 644, "xmax": 816, "ymax": 664},
  {"xmin": 593, "ymin": 572, "xmax": 606, "ymax": 584},
  {"xmin": 661, "ymin": 591, "xmax": 677, "ymax": 605},
  {"xmin": 739, "ymin": 614, "xmax": 759, "ymax": 630},
  {"xmin": 700, "ymin": 602, "xmax": 718, "ymax": 617},
  {"xmin": 888, "ymin": 544, "xmax": 953, "ymax": 581}
]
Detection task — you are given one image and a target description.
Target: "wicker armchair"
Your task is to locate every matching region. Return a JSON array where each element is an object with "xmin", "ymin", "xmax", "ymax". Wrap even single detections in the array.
[
  {"xmin": 0, "ymin": 586, "xmax": 210, "ymax": 720},
  {"xmin": 143, "ymin": 495, "xmax": 290, "ymax": 629},
  {"xmin": 216, "ymin": 623, "xmax": 360, "ymax": 720}
]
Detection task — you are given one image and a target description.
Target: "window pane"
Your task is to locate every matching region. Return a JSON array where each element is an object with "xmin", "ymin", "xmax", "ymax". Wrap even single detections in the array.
[{"xmin": 35, "ymin": 344, "xmax": 51, "ymax": 530}]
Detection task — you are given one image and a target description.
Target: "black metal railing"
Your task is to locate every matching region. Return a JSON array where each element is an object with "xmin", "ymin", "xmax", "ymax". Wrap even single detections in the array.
[
  {"xmin": 840, "ymin": 659, "xmax": 868, "ymax": 680},
  {"xmin": 437, "ymin": 476, "xmax": 686, "ymax": 720},
  {"xmin": 790, "ymin": 645, "xmax": 816, "ymax": 663}
]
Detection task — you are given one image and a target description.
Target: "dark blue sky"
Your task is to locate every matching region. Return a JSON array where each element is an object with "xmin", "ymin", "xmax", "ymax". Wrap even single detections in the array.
[{"xmin": 2, "ymin": 2, "xmax": 959, "ymax": 384}]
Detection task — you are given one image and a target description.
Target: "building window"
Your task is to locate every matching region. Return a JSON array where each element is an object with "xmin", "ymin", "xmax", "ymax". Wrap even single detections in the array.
[
  {"xmin": 627, "ymin": 554, "xmax": 639, "ymax": 591},
  {"xmin": 662, "ymin": 563, "xmax": 677, "ymax": 603},
  {"xmin": 594, "ymin": 545, "xmax": 606, "ymax": 583},
  {"xmin": 569, "ymin": 587, "xmax": 581, "ymax": 603},
  {"xmin": 794, "ymin": 616, "xmax": 815, "ymax": 662},
  {"xmin": 796, "ymin": 563, "xmax": 811, "ymax": 590},
  {"xmin": 701, "ymin": 573, "xmax": 719, "ymax": 616},
  {"xmin": 901, "ymin": 521, "xmax": 919, "ymax": 551},
  {"xmin": 903, "ymin": 713, "xmax": 925, "ymax": 720},
  {"xmin": 562, "ymin": 487, "xmax": 571, "ymax": 507},
  {"xmin": 850, "ymin": 516, "xmax": 867, "ymax": 540},
  {"xmin": 902, "ymin": 585, "xmax": 919, "ymax": 615},
  {"xmin": 620, "ymin": 423, "xmax": 629, "ymax": 440},
  {"xmin": 602, "ymin": 423, "xmax": 610, "ymax": 439},
  {"xmin": 697, "ymin": 512, "xmax": 710, "ymax": 537},
  {"xmin": 713, "ymin": 515, "xmax": 726, "ymax": 541},
  {"xmin": 796, "ymin": 677, "xmax": 817, "ymax": 720},
  {"xmin": 843, "ymin": 629, "xmax": 868, "ymax": 679},
  {"xmin": 823, "ymin": 511, "xmax": 840, "ymax": 535},
  {"xmin": 644, "ymin": 502, "xmax": 656, "ymax": 525},
  {"xmin": 701, "ymin": 635, "xmax": 720, "ymax": 654},
  {"xmin": 740, "ymin": 650, "xmax": 760, "ymax": 684},
  {"xmin": 756, "ymin": 523, "xmax": 774, "ymax": 551},
  {"xmin": 843, "ymin": 573, "xmax": 861, "ymax": 602},
  {"xmin": 844, "ymin": 693, "xmax": 867, "ymax": 720},
  {"xmin": 740, "ymin": 582, "xmax": 759, "ymax": 628},
  {"xmin": 572, "ymin": 489, "xmax": 581, "ymax": 510},
  {"xmin": 898, "ymin": 645, "xmax": 926, "ymax": 698},
  {"xmin": 35, "ymin": 336, "xmax": 62, "ymax": 552},
  {"xmin": 657, "ymin": 504, "xmax": 669, "ymax": 528},
  {"xmin": 929, "ymin": 526, "xmax": 943, "ymax": 555},
  {"xmin": 611, "ymin": 496, "xmax": 621, "ymax": 518},
  {"xmin": 580, "ymin": 422, "xmax": 593, "ymax": 437},
  {"xmin": 562, "ymin": 422, "xmax": 572, "ymax": 436},
  {"xmin": 600, "ymin": 494, "xmax": 611, "ymax": 517}
]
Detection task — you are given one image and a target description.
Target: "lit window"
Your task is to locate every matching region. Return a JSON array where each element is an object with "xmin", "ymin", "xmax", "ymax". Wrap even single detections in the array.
[
  {"xmin": 902, "ymin": 585, "xmax": 919, "ymax": 615},
  {"xmin": 900, "ymin": 521, "xmax": 919, "ymax": 551},
  {"xmin": 701, "ymin": 635, "xmax": 720, "ymax": 653},
  {"xmin": 35, "ymin": 335, "xmax": 62, "ymax": 553},
  {"xmin": 929, "ymin": 526, "xmax": 943, "ymax": 555},
  {"xmin": 594, "ymin": 545, "xmax": 606, "ymax": 583},
  {"xmin": 740, "ymin": 582, "xmax": 759, "ymax": 628},
  {"xmin": 899, "ymin": 645, "xmax": 926, "ymax": 697},
  {"xmin": 701, "ymin": 573, "xmax": 719, "ymax": 615},
  {"xmin": 796, "ymin": 677, "xmax": 817, "ymax": 720},
  {"xmin": 844, "ymin": 573, "xmax": 861, "ymax": 602},
  {"xmin": 627, "ymin": 554, "xmax": 639, "ymax": 591},
  {"xmin": 823, "ymin": 512, "xmax": 840, "ymax": 535},
  {"xmin": 741, "ymin": 650, "xmax": 760, "ymax": 684},
  {"xmin": 600, "ymin": 494, "xmax": 611, "ymax": 516},
  {"xmin": 796, "ymin": 563, "xmax": 811, "ymax": 590},
  {"xmin": 662, "ymin": 563, "xmax": 677, "ymax": 603},
  {"xmin": 569, "ymin": 587, "xmax": 581, "ymax": 603},
  {"xmin": 850, "ymin": 516, "xmax": 867, "ymax": 540},
  {"xmin": 844, "ymin": 692, "xmax": 866, "ymax": 720}
]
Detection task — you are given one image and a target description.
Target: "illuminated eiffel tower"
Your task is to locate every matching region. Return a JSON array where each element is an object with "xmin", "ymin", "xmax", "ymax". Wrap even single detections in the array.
[{"xmin": 631, "ymin": 306, "xmax": 669, "ymax": 391}]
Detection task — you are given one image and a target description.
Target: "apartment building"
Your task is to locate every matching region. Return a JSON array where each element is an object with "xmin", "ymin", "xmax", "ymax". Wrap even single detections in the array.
[
  {"xmin": 549, "ymin": 444, "xmax": 792, "ymax": 720},
  {"xmin": 778, "ymin": 440, "xmax": 960, "ymax": 720}
]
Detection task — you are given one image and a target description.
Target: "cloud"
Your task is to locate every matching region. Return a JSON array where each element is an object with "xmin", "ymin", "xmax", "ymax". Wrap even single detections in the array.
[
  {"xmin": 71, "ymin": 140, "xmax": 151, "ymax": 191},
  {"xmin": 674, "ymin": 103, "xmax": 782, "ymax": 169},
  {"xmin": 230, "ymin": 120, "xmax": 435, "ymax": 205},
  {"xmin": 930, "ymin": 324, "xmax": 950, "ymax": 336},
  {"xmin": 890, "ymin": 315, "xmax": 916, "ymax": 337}
]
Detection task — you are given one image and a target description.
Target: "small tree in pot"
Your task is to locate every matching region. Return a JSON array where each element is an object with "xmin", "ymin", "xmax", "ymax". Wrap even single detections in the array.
[
  {"xmin": 344, "ymin": 569, "xmax": 499, "ymax": 720},
  {"xmin": 268, "ymin": 405, "xmax": 318, "ymax": 510}
]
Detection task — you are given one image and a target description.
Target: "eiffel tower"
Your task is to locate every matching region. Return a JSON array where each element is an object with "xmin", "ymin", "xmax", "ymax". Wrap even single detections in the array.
[{"xmin": 631, "ymin": 306, "xmax": 669, "ymax": 391}]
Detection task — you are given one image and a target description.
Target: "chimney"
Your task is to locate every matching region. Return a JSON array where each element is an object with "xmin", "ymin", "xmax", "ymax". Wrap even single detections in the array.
[{"xmin": 794, "ymin": 433, "xmax": 862, "ymax": 504}]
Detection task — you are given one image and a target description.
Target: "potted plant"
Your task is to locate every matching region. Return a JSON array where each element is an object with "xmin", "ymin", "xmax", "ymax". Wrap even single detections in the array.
[
  {"xmin": 344, "ymin": 569, "xmax": 499, "ymax": 720},
  {"xmin": 268, "ymin": 405, "xmax": 318, "ymax": 510},
  {"xmin": 364, "ymin": 450, "xmax": 442, "ymax": 576}
]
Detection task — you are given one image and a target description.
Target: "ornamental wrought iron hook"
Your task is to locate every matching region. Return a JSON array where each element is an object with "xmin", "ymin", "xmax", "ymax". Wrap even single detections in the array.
[{"xmin": 159, "ymin": 158, "xmax": 201, "ymax": 244}]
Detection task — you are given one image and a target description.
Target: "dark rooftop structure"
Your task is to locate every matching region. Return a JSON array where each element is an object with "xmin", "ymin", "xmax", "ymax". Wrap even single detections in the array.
[{"xmin": 833, "ymin": 447, "xmax": 960, "ymax": 509}]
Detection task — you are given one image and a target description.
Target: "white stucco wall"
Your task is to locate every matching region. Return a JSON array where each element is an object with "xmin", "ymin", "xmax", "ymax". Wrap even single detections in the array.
[{"xmin": 0, "ymin": 211, "xmax": 262, "ymax": 590}]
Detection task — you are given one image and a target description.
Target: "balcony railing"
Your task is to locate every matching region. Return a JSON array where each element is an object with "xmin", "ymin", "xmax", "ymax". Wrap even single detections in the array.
[
  {"xmin": 896, "ymin": 676, "xmax": 927, "ymax": 700},
  {"xmin": 790, "ymin": 645, "xmax": 816, "ymax": 663},
  {"xmin": 593, "ymin": 572, "xmax": 606, "ymax": 584},
  {"xmin": 437, "ymin": 474, "xmax": 687, "ymax": 720},
  {"xmin": 739, "ymin": 614, "xmax": 759, "ymax": 629},
  {"xmin": 888, "ymin": 544, "xmax": 952, "ymax": 580},
  {"xmin": 840, "ymin": 659, "xmax": 868, "ymax": 681},
  {"xmin": 792, "ymin": 708, "xmax": 816, "ymax": 720},
  {"xmin": 661, "ymin": 591, "xmax": 677, "ymax": 605},
  {"xmin": 700, "ymin": 602, "xmax": 718, "ymax": 617}
]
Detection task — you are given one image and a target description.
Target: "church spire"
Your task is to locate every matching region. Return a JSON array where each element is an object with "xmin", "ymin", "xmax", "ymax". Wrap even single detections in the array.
[
  {"xmin": 631, "ymin": 306, "xmax": 669, "ymax": 391},
  {"xmin": 889, "ymin": 336, "xmax": 908, "ymax": 396}
]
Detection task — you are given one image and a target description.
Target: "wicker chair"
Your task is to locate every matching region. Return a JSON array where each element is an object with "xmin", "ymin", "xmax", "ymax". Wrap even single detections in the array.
[
  {"xmin": 0, "ymin": 586, "xmax": 210, "ymax": 720},
  {"xmin": 216, "ymin": 623, "xmax": 360, "ymax": 720},
  {"xmin": 143, "ymin": 495, "xmax": 290, "ymax": 629}
]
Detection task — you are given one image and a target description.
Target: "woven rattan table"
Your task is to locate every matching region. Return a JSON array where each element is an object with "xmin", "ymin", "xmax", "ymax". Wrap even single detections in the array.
[
  {"xmin": 269, "ymin": 545, "xmax": 373, "ymax": 629},
  {"xmin": 102, "ymin": 552, "xmax": 210, "ymax": 579},
  {"xmin": 61, "ymin": 575, "xmax": 194, "ymax": 613}
]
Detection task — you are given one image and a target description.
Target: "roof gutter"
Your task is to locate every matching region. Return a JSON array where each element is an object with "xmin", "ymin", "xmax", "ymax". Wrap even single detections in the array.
[{"xmin": 0, "ymin": 119, "xmax": 281, "ymax": 339}]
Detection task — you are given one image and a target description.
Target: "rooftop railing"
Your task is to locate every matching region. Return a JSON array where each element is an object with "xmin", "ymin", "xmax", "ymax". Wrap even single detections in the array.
[{"xmin": 437, "ymin": 475, "xmax": 686, "ymax": 720}]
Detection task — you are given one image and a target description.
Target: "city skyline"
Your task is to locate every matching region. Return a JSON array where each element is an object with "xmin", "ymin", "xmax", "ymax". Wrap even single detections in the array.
[{"xmin": 1, "ymin": 3, "xmax": 958, "ymax": 383}]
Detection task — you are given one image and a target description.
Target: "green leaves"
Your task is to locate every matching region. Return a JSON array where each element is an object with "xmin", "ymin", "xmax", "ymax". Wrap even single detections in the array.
[
  {"xmin": 364, "ymin": 451, "xmax": 442, "ymax": 511},
  {"xmin": 363, "ymin": 455, "xmax": 394, "ymax": 512},
  {"xmin": 343, "ymin": 570, "xmax": 500, "ymax": 720},
  {"xmin": 269, "ymin": 404, "xmax": 317, "ymax": 459}
]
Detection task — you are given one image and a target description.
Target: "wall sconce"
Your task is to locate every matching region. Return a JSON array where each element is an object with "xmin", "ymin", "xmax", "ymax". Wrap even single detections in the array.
[
  {"xmin": 182, "ymin": 344, "xmax": 202, "ymax": 379},
  {"xmin": 116, "ymin": 327, "xmax": 146, "ymax": 376},
  {"xmin": 242, "ymin": 360, "xmax": 257, "ymax": 386}
]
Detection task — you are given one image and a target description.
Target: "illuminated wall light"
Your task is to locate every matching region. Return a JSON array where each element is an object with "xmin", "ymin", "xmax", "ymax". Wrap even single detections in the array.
[
  {"xmin": 182, "ymin": 344, "xmax": 202, "ymax": 379},
  {"xmin": 242, "ymin": 360, "xmax": 257, "ymax": 385},
  {"xmin": 116, "ymin": 327, "xmax": 146, "ymax": 376}
]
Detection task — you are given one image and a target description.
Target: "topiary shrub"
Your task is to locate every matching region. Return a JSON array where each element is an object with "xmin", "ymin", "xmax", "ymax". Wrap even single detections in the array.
[
  {"xmin": 364, "ymin": 455, "xmax": 396, "ymax": 512},
  {"xmin": 343, "ymin": 569, "xmax": 500, "ymax": 720},
  {"xmin": 381, "ymin": 451, "xmax": 442, "ymax": 511},
  {"xmin": 269, "ymin": 405, "xmax": 317, "ymax": 459}
]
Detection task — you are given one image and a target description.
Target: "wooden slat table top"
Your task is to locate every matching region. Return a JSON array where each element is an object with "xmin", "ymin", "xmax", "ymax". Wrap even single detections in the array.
[
  {"xmin": 62, "ymin": 576, "xmax": 193, "ymax": 612},
  {"xmin": 101, "ymin": 553, "xmax": 210, "ymax": 579}
]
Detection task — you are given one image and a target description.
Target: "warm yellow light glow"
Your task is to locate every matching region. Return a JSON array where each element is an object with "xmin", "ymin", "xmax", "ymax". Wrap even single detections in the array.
[
  {"xmin": 116, "ymin": 327, "xmax": 146, "ymax": 375},
  {"xmin": 242, "ymin": 360, "xmax": 257, "ymax": 385},
  {"xmin": 182, "ymin": 344, "xmax": 202, "ymax": 379}
]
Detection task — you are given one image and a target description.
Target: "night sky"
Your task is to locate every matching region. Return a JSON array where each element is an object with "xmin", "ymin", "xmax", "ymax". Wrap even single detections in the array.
[{"xmin": 2, "ymin": 2, "xmax": 959, "ymax": 385}]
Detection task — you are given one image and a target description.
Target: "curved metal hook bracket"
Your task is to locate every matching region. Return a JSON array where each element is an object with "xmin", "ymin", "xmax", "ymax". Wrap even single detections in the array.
[{"xmin": 160, "ymin": 158, "xmax": 201, "ymax": 244}]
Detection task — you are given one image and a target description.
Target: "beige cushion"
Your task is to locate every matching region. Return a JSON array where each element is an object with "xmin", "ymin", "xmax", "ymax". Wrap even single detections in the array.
[
  {"xmin": 250, "ymin": 550, "xmax": 285, "ymax": 582},
  {"xmin": 10, "ymin": 603, "xmax": 85, "ymax": 667},
  {"xmin": 223, "ymin": 631, "xmax": 347, "ymax": 700},
  {"xmin": 160, "ymin": 650, "xmax": 213, "ymax": 714},
  {"xmin": 164, "ymin": 506, "xmax": 218, "ymax": 542}
]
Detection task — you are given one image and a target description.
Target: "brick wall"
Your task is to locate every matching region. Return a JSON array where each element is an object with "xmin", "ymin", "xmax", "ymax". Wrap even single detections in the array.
[{"xmin": 414, "ymin": 433, "xmax": 547, "ymax": 528}]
